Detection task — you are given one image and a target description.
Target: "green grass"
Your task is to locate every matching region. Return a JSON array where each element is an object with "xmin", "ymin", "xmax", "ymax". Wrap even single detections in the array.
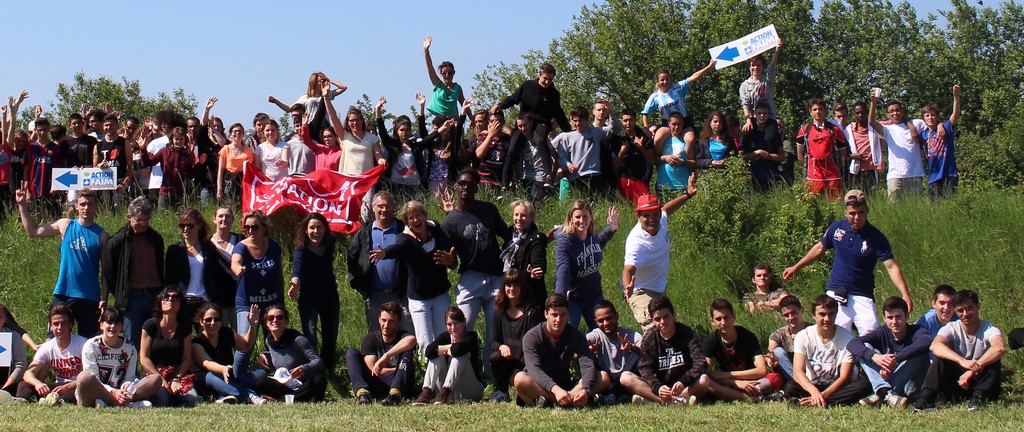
[{"xmin": 2, "ymin": 182, "xmax": 1024, "ymax": 428}]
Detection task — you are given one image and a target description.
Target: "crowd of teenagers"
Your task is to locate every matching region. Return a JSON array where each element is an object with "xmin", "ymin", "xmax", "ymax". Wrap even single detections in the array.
[{"xmin": 0, "ymin": 35, "xmax": 1001, "ymax": 411}]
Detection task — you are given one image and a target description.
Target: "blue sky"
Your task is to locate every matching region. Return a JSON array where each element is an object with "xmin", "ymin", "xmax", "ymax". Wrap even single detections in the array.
[{"xmin": 1, "ymin": 0, "xmax": 951, "ymax": 126}]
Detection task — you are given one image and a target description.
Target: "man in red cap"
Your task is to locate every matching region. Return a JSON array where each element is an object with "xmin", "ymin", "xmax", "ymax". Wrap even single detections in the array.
[{"xmin": 621, "ymin": 173, "xmax": 698, "ymax": 330}]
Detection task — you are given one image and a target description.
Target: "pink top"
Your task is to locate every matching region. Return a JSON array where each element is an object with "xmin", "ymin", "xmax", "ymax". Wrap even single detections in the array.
[{"xmin": 300, "ymin": 124, "xmax": 342, "ymax": 171}]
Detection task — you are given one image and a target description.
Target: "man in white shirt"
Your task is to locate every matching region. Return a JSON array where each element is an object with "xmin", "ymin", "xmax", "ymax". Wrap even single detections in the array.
[
  {"xmin": 16, "ymin": 305, "xmax": 87, "ymax": 404},
  {"xmin": 621, "ymin": 173, "xmax": 697, "ymax": 330},
  {"xmin": 785, "ymin": 295, "xmax": 871, "ymax": 407},
  {"xmin": 867, "ymin": 89, "xmax": 925, "ymax": 201}
]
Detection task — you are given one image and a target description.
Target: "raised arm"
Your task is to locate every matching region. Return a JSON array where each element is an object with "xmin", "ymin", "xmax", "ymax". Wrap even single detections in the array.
[
  {"xmin": 868, "ymin": 90, "xmax": 885, "ymax": 134},
  {"xmin": 320, "ymin": 73, "xmax": 347, "ymax": 98},
  {"xmin": 202, "ymin": 97, "xmax": 217, "ymax": 126},
  {"xmin": 322, "ymin": 81, "xmax": 345, "ymax": 137},
  {"xmin": 687, "ymin": 59, "xmax": 717, "ymax": 84},
  {"xmin": 950, "ymin": 84, "xmax": 961, "ymax": 125},
  {"xmin": 15, "ymin": 181, "xmax": 66, "ymax": 237},
  {"xmin": 267, "ymin": 96, "xmax": 290, "ymax": 113},
  {"xmin": 769, "ymin": 38, "xmax": 783, "ymax": 66},
  {"xmin": 423, "ymin": 35, "xmax": 441, "ymax": 86},
  {"xmin": 663, "ymin": 172, "xmax": 698, "ymax": 216},
  {"xmin": 6, "ymin": 91, "xmax": 28, "ymax": 145}
]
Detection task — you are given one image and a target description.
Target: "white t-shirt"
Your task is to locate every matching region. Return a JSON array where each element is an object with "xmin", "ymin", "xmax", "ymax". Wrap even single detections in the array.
[
  {"xmin": 255, "ymin": 140, "xmax": 289, "ymax": 181},
  {"xmin": 82, "ymin": 335, "xmax": 138, "ymax": 390},
  {"xmin": 186, "ymin": 252, "xmax": 208, "ymax": 301},
  {"xmin": 937, "ymin": 320, "xmax": 1002, "ymax": 361},
  {"xmin": 882, "ymin": 120, "xmax": 926, "ymax": 180},
  {"xmin": 339, "ymin": 131, "xmax": 380, "ymax": 175},
  {"xmin": 793, "ymin": 324, "xmax": 855, "ymax": 386},
  {"xmin": 33, "ymin": 335, "xmax": 87, "ymax": 384},
  {"xmin": 623, "ymin": 211, "xmax": 671, "ymax": 293}
]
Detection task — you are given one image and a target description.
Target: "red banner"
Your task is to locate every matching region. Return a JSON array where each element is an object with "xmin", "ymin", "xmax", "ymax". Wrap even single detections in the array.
[{"xmin": 241, "ymin": 162, "xmax": 385, "ymax": 234}]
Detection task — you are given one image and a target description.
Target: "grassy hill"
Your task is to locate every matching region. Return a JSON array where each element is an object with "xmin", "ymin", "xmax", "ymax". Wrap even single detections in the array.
[{"xmin": 2, "ymin": 172, "xmax": 1023, "ymax": 427}]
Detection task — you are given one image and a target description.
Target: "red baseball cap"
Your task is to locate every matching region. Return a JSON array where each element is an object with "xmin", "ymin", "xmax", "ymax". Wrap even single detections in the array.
[{"xmin": 634, "ymin": 194, "xmax": 661, "ymax": 213}]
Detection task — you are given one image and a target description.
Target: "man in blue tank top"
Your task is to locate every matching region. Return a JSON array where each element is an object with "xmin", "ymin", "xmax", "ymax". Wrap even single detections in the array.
[{"xmin": 15, "ymin": 181, "xmax": 108, "ymax": 337}]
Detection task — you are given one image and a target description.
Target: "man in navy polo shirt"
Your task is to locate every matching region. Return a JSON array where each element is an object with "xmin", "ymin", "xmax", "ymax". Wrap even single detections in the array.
[{"xmin": 782, "ymin": 189, "xmax": 913, "ymax": 334}]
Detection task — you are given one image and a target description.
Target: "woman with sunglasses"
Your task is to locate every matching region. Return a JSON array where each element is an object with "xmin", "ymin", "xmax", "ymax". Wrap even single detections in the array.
[
  {"xmin": 231, "ymin": 210, "xmax": 284, "ymax": 375},
  {"xmin": 289, "ymin": 213, "xmax": 340, "ymax": 372},
  {"xmin": 192, "ymin": 302, "xmax": 266, "ymax": 404},
  {"xmin": 166, "ymin": 208, "xmax": 231, "ymax": 329},
  {"xmin": 255, "ymin": 304, "xmax": 327, "ymax": 402},
  {"xmin": 139, "ymin": 286, "xmax": 200, "ymax": 407}
]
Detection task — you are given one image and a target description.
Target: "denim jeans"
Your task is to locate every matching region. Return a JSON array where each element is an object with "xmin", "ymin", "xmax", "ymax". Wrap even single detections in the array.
[
  {"xmin": 456, "ymin": 271, "xmax": 501, "ymax": 375},
  {"xmin": 298, "ymin": 296, "xmax": 340, "ymax": 371},
  {"xmin": 122, "ymin": 290, "xmax": 157, "ymax": 349},
  {"xmin": 233, "ymin": 310, "xmax": 261, "ymax": 375},
  {"xmin": 197, "ymin": 369, "xmax": 266, "ymax": 401},
  {"xmin": 568, "ymin": 295, "xmax": 604, "ymax": 332},
  {"xmin": 861, "ymin": 354, "xmax": 928, "ymax": 396},
  {"xmin": 773, "ymin": 346, "xmax": 795, "ymax": 382}
]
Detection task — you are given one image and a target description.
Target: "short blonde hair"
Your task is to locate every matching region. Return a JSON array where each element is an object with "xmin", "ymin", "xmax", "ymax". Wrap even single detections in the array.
[
  {"xmin": 510, "ymin": 199, "xmax": 535, "ymax": 217},
  {"xmin": 399, "ymin": 201, "xmax": 427, "ymax": 223}
]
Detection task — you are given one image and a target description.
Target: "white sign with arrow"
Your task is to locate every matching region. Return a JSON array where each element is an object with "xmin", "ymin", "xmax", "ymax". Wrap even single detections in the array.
[
  {"xmin": 51, "ymin": 167, "xmax": 118, "ymax": 191},
  {"xmin": 0, "ymin": 332, "xmax": 12, "ymax": 367},
  {"xmin": 708, "ymin": 24, "xmax": 780, "ymax": 70}
]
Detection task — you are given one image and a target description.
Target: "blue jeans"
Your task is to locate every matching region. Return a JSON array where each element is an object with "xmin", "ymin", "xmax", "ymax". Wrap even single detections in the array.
[
  {"xmin": 861, "ymin": 354, "xmax": 928, "ymax": 396},
  {"xmin": 773, "ymin": 346, "xmax": 795, "ymax": 382},
  {"xmin": 197, "ymin": 369, "xmax": 266, "ymax": 401},
  {"xmin": 456, "ymin": 271, "xmax": 500, "ymax": 375},
  {"xmin": 123, "ymin": 290, "xmax": 157, "ymax": 349},
  {"xmin": 568, "ymin": 295, "xmax": 603, "ymax": 332},
  {"xmin": 298, "ymin": 296, "xmax": 340, "ymax": 371},
  {"xmin": 233, "ymin": 310, "xmax": 261, "ymax": 375}
]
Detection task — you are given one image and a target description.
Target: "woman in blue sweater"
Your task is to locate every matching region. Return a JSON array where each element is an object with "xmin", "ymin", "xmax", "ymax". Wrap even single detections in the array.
[
  {"xmin": 288, "ymin": 213, "xmax": 340, "ymax": 372},
  {"xmin": 555, "ymin": 199, "xmax": 619, "ymax": 331}
]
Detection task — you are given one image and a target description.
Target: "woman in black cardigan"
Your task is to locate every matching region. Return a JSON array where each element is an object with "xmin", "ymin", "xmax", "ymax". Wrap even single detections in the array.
[
  {"xmin": 165, "ymin": 208, "xmax": 231, "ymax": 326},
  {"xmin": 369, "ymin": 200, "xmax": 456, "ymax": 353},
  {"xmin": 500, "ymin": 199, "xmax": 548, "ymax": 303}
]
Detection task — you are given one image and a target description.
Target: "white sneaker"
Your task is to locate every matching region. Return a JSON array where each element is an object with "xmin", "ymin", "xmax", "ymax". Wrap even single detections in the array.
[
  {"xmin": 884, "ymin": 393, "xmax": 908, "ymax": 409},
  {"xmin": 215, "ymin": 395, "xmax": 238, "ymax": 404},
  {"xmin": 248, "ymin": 393, "xmax": 268, "ymax": 405},
  {"xmin": 96, "ymin": 399, "xmax": 111, "ymax": 408},
  {"xmin": 126, "ymin": 400, "xmax": 153, "ymax": 408},
  {"xmin": 631, "ymin": 394, "xmax": 651, "ymax": 405},
  {"xmin": 488, "ymin": 391, "xmax": 510, "ymax": 403},
  {"xmin": 859, "ymin": 394, "xmax": 881, "ymax": 407}
]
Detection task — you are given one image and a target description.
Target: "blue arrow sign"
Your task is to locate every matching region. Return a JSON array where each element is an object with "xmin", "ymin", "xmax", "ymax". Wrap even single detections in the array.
[
  {"xmin": 0, "ymin": 345, "xmax": 5, "ymax": 355},
  {"xmin": 55, "ymin": 170, "xmax": 78, "ymax": 187},
  {"xmin": 716, "ymin": 46, "xmax": 740, "ymax": 62}
]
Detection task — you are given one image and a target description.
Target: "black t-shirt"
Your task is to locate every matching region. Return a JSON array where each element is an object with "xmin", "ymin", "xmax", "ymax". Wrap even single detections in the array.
[
  {"xmin": 701, "ymin": 325, "xmax": 762, "ymax": 372},
  {"xmin": 360, "ymin": 329, "xmax": 412, "ymax": 369},
  {"xmin": 61, "ymin": 135, "xmax": 97, "ymax": 167},
  {"xmin": 9, "ymin": 146, "xmax": 27, "ymax": 187},
  {"xmin": 142, "ymin": 317, "xmax": 193, "ymax": 367},
  {"xmin": 740, "ymin": 128, "xmax": 783, "ymax": 183},
  {"xmin": 193, "ymin": 326, "xmax": 235, "ymax": 367},
  {"xmin": 608, "ymin": 126, "xmax": 653, "ymax": 180},
  {"xmin": 440, "ymin": 201, "xmax": 509, "ymax": 275},
  {"xmin": 97, "ymin": 137, "xmax": 129, "ymax": 181}
]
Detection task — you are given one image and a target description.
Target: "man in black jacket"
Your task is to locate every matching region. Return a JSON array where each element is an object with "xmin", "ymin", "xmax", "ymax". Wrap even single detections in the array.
[
  {"xmin": 494, "ymin": 63, "xmax": 570, "ymax": 191},
  {"xmin": 100, "ymin": 196, "xmax": 164, "ymax": 348},
  {"xmin": 347, "ymin": 191, "xmax": 410, "ymax": 332}
]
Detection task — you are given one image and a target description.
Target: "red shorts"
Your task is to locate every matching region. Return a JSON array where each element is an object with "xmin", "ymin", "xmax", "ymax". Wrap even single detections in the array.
[
  {"xmin": 619, "ymin": 177, "xmax": 651, "ymax": 205},
  {"xmin": 808, "ymin": 180, "xmax": 843, "ymax": 200}
]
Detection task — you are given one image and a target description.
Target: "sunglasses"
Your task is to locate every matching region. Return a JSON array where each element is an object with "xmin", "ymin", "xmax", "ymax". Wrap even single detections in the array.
[
  {"xmin": 202, "ymin": 317, "xmax": 223, "ymax": 323},
  {"xmin": 161, "ymin": 294, "xmax": 182, "ymax": 302},
  {"xmin": 178, "ymin": 223, "xmax": 195, "ymax": 230},
  {"xmin": 244, "ymin": 224, "xmax": 262, "ymax": 231},
  {"xmin": 265, "ymin": 314, "xmax": 285, "ymax": 322}
]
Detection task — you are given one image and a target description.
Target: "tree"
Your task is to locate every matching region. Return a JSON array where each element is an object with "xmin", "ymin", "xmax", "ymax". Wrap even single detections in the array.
[{"xmin": 21, "ymin": 72, "xmax": 197, "ymax": 125}]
